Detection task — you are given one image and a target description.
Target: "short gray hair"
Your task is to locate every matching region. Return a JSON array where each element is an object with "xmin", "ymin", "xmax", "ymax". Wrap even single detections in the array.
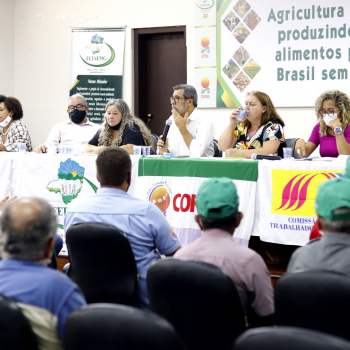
[
  {"xmin": 0, "ymin": 198, "xmax": 57, "ymax": 260},
  {"xmin": 173, "ymin": 84, "xmax": 198, "ymax": 108},
  {"xmin": 68, "ymin": 93, "xmax": 87, "ymax": 106},
  {"xmin": 319, "ymin": 207, "xmax": 350, "ymax": 233}
]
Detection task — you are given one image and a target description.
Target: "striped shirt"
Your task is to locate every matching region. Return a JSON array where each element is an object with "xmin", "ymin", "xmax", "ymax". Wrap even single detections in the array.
[{"xmin": 0, "ymin": 119, "xmax": 32, "ymax": 152}]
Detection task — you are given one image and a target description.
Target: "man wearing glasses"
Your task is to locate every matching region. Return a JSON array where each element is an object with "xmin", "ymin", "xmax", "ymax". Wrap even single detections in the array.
[
  {"xmin": 35, "ymin": 94, "xmax": 100, "ymax": 153},
  {"xmin": 157, "ymin": 84, "xmax": 215, "ymax": 157}
]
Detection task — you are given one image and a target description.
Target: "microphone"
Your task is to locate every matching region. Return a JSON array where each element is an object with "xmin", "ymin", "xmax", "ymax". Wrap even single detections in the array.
[
  {"xmin": 251, "ymin": 153, "xmax": 281, "ymax": 161},
  {"xmin": 161, "ymin": 119, "xmax": 172, "ymax": 145}
]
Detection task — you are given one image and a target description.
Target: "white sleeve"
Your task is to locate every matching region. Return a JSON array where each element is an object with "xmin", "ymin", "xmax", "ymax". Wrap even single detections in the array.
[
  {"xmin": 43, "ymin": 124, "xmax": 61, "ymax": 148},
  {"xmin": 189, "ymin": 117, "xmax": 215, "ymax": 157}
]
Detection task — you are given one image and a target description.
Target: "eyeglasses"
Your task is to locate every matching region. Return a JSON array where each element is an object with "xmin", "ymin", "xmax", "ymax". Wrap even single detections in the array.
[
  {"xmin": 68, "ymin": 104, "xmax": 86, "ymax": 112},
  {"xmin": 320, "ymin": 108, "xmax": 339, "ymax": 117},
  {"xmin": 170, "ymin": 97, "xmax": 187, "ymax": 104}
]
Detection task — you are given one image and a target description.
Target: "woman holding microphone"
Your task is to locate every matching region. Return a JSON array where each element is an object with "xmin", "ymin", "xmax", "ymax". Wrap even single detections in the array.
[{"xmin": 218, "ymin": 91, "xmax": 285, "ymax": 157}]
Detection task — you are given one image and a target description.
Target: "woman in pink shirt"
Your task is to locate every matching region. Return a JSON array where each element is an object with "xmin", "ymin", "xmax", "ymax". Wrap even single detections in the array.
[{"xmin": 295, "ymin": 90, "xmax": 350, "ymax": 158}]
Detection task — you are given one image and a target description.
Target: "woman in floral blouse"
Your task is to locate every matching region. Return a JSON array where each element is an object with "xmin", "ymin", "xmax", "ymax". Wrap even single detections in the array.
[
  {"xmin": 0, "ymin": 95, "xmax": 32, "ymax": 152},
  {"xmin": 218, "ymin": 91, "xmax": 285, "ymax": 157}
]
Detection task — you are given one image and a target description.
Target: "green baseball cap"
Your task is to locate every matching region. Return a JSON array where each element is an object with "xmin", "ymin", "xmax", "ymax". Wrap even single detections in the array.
[
  {"xmin": 345, "ymin": 157, "xmax": 350, "ymax": 179},
  {"xmin": 196, "ymin": 177, "xmax": 239, "ymax": 219},
  {"xmin": 315, "ymin": 178, "xmax": 350, "ymax": 220}
]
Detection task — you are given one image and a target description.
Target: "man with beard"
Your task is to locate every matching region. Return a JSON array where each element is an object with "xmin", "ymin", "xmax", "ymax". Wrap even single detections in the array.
[
  {"xmin": 157, "ymin": 84, "xmax": 215, "ymax": 157},
  {"xmin": 35, "ymin": 94, "xmax": 100, "ymax": 153}
]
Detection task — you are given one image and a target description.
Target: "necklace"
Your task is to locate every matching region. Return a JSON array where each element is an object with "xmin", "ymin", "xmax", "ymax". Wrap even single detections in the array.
[
  {"xmin": 2, "ymin": 122, "xmax": 12, "ymax": 136},
  {"xmin": 248, "ymin": 127, "xmax": 260, "ymax": 140}
]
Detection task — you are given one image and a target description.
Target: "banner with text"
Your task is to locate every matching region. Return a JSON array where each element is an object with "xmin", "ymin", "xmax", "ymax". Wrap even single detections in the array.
[
  {"xmin": 70, "ymin": 28, "xmax": 126, "ymax": 123},
  {"xmin": 257, "ymin": 160, "xmax": 346, "ymax": 246},
  {"xmin": 217, "ymin": 0, "xmax": 350, "ymax": 107}
]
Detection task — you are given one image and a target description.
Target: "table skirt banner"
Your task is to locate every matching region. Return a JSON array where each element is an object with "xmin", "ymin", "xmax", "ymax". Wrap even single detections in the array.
[
  {"xmin": 12, "ymin": 154, "xmax": 101, "ymax": 255},
  {"xmin": 137, "ymin": 158, "xmax": 258, "ymax": 247},
  {"xmin": 0, "ymin": 153, "xmax": 14, "ymax": 199},
  {"xmin": 257, "ymin": 159, "xmax": 347, "ymax": 246},
  {"xmin": 12, "ymin": 154, "xmax": 141, "ymax": 256}
]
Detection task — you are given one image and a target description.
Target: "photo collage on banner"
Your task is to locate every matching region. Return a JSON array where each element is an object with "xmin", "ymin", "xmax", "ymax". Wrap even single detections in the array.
[
  {"xmin": 195, "ymin": 0, "xmax": 217, "ymax": 108},
  {"xmin": 217, "ymin": 0, "xmax": 350, "ymax": 107},
  {"xmin": 70, "ymin": 28, "xmax": 126, "ymax": 123}
]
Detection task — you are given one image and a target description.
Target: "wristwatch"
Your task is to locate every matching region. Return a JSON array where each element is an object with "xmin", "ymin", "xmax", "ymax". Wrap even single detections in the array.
[{"xmin": 334, "ymin": 127, "xmax": 343, "ymax": 135}]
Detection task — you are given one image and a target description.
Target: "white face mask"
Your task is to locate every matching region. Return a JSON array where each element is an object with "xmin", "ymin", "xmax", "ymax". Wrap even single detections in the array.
[
  {"xmin": 0, "ymin": 114, "xmax": 12, "ymax": 128},
  {"xmin": 323, "ymin": 113, "xmax": 338, "ymax": 127}
]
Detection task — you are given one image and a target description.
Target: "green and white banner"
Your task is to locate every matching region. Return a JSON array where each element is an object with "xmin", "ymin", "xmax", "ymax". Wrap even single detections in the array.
[
  {"xmin": 195, "ymin": 0, "xmax": 350, "ymax": 108},
  {"xmin": 136, "ymin": 158, "xmax": 258, "ymax": 246},
  {"xmin": 70, "ymin": 27, "xmax": 126, "ymax": 123}
]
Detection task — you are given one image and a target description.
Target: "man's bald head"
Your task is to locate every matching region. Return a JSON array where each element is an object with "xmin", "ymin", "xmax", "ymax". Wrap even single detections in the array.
[{"xmin": 0, "ymin": 198, "xmax": 57, "ymax": 260}]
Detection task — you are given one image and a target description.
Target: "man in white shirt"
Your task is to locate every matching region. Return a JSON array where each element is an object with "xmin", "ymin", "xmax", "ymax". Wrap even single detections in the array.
[
  {"xmin": 157, "ymin": 84, "xmax": 215, "ymax": 157},
  {"xmin": 36, "ymin": 94, "xmax": 100, "ymax": 153}
]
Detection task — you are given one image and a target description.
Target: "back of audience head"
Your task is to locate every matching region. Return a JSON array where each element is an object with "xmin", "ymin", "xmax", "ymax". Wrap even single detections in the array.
[
  {"xmin": 315, "ymin": 178, "xmax": 350, "ymax": 234},
  {"xmin": 195, "ymin": 177, "xmax": 242, "ymax": 233},
  {"xmin": 0, "ymin": 198, "xmax": 57, "ymax": 261},
  {"xmin": 0, "ymin": 95, "xmax": 23, "ymax": 120},
  {"xmin": 96, "ymin": 146, "xmax": 131, "ymax": 187}
]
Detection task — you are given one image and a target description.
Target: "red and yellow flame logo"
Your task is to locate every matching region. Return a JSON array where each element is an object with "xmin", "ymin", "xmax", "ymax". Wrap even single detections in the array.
[
  {"xmin": 271, "ymin": 170, "xmax": 344, "ymax": 216},
  {"xmin": 201, "ymin": 37, "xmax": 210, "ymax": 48},
  {"xmin": 201, "ymin": 77, "xmax": 210, "ymax": 89},
  {"xmin": 150, "ymin": 186, "xmax": 171, "ymax": 213}
]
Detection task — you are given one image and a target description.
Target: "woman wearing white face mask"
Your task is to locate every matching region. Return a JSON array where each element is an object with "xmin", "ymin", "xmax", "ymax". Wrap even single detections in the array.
[
  {"xmin": 0, "ymin": 95, "xmax": 32, "ymax": 152},
  {"xmin": 295, "ymin": 90, "xmax": 350, "ymax": 157}
]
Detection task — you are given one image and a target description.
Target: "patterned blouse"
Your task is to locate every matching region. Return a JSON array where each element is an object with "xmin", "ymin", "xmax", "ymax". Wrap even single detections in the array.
[
  {"xmin": 234, "ymin": 120, "xmax": 285, "ymax": 152},
  {"xmin": 0, "ymin": 119, "xmax": 32, "ymax": 152}
]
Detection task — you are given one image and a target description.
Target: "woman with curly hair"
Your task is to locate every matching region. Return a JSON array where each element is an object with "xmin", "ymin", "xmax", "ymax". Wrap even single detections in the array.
[
  {"xmin": 86, "ymin": 99, "xmax": 152, "ymax": 154},
  {"xmin": 218, "ymin": 91, "xmax": 285, "ymax": 157},
  {"xmin": 296, "ymin": 90, "xmax": 350, "ymax": 157},
  {"xmin": 0, "ymin": 95, "xmax": 32, "ymax": 152}
]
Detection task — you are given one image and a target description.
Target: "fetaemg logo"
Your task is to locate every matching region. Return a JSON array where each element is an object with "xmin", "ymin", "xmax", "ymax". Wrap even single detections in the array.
[
  {"xmin": 147, "ymin": 182, "xmax": 172, "ymax": 216},
  {"xmin": 271, "ymin": 169, "xmax": 344, "ymax": 216},
  {"xmin": 79, "ymin": 34, "xmax": 115, "ymax": 67},
  {"xmin": 201, "ymin": 77, "xmax": 210, "ymax": 99},
  {"xmin": 47, "ymin": 159, "xmax": 97, "ymax": 204},
  {"xmin": 196, "ymin": 0, "xmax": 215, "ymax": 9}
]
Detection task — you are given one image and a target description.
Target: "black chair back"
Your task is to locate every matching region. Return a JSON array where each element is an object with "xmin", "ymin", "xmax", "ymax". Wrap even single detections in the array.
[
  {"xmin": 66, "ymin": 222, "xmax": 138, "ymax": 304},
  {"xmin": 275, "ymin": 271, "xmax": 350, "ymax": 341},
  {"xmin": 147, "ymin": 258, "xmax": 247, "ymax": 350},
  {"xmin": 151, "ymin": 134, "xmax": 159, "ymax": 154},
  {"xmin": 0, "ymin": 294, "xmax": 38, "ymax": 350},
  {"xmin": 64, "ymin": 303, "xmax": 184, "ymax": 350},
  {"xmin": 234, "ymin": 326, "xmax": 350, "ymax": 350},
  {"xmin": 213, "ymin": 139, "xmax": 222, "ymax": 157}
]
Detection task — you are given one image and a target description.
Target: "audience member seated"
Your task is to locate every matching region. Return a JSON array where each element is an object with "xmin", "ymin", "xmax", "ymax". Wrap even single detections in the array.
[
  {"xmin": 0, "ymin": 197, "xmax": 86, "ymax": 349},
  {"xmin": 218, "ymin": 91, "xmax": 285, "ymax": 157},
  {"xmin": 85, "ymin": 99, "xmax": 152, "ymax": 155},
  {"xmin": 35, "ymin": 93, "xmax": 100, "ymax": 153},
  {"xmin": 0, "ymin": 95, "xmax": 32, "ymax": 152},
  {"xmin": 295, "ymin": 90, "xmax": 350, "ymax": 157},
  {"xmin": 288, "ymin": 177, "xmax": 350, "ymax": 275},
  {"xmin": 175, "ymin": 177, "xmax": 274, "ymax": 326},
  {"xmin": 64, "ymin": 146, "xmax": 181, "ymax": 310},
  {"xmin": 157, "ymin": 84, "xmax": 215, "ymax": 157}
]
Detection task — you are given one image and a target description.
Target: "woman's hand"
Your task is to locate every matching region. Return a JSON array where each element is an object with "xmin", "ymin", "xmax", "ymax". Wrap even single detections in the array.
[
  {"xmin": 229, "ymin": 108, "xmax": 242, "ymax": 127},
  {"xmin": 329, "ymin": 118, "xmax": 342, "ymax": 130},
  {"xmin": 295, "ymin": 139, "xmax": 307, "ymax": 157},
  {"xmin": 157, "ymin": 135, "xmax": 169, "ymax": 155},
  {"xmin": 225, "ymin": 148, "xmax": 241, "ymax": 157}
]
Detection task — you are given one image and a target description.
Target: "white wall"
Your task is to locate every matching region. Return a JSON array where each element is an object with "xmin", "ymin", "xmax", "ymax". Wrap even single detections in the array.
[
  {"xmin": 0, "ymin": 0, "xmax": 15, "ymax": 96},
  {"xmin": 14, "ymin": 0, "xmax": 318, "ymax": 154}
]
